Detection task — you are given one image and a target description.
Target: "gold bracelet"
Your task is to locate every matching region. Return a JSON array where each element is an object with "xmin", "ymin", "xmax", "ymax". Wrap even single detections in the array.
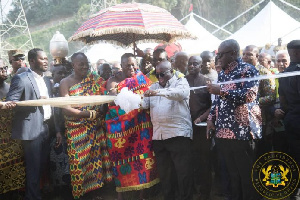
[
  {"xmin": 93, "ymin": 110, "xmax": 97, "ymax": 120},
  {"xmin": 89, "ymin": 110, "xmax": 97, "ymax": 120},
  {"xmin": 89, "ymin": 110, "xmax": 93, "ymax": 119}
]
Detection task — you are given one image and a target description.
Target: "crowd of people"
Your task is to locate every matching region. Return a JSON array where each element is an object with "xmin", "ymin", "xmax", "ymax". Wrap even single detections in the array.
[{"xmin": 0, "ymin": 39, "xmax": 299, "ymax": 200}]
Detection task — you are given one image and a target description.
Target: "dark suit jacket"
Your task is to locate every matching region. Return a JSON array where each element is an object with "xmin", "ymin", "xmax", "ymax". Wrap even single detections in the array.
[{"xmin": 6, "ymin": 69, "xmax": 52, "ymax": 140}]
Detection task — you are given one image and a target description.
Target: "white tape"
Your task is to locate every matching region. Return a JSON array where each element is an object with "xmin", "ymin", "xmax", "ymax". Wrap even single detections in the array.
[{"xmin": 190, "ymin": 71, "xmax": 300, "ymax": 90}]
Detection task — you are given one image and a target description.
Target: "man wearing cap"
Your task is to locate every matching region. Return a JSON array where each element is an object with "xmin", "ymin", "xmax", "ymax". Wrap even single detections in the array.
[
  {"xmin": 6, "ymin": 49, "xmax": 26, "ymax": 84},
  {"xmin": 278, "ymin": 40, "xmax": 300, "ymax": 199}
]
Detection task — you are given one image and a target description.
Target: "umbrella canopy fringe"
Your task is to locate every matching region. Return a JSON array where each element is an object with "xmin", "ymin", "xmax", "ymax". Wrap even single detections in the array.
[
  {"xmin": 82, "ymin": 39, "xmax": 163, "ymax": 47},
  {"xmin": 69, "ymin": 29, "xmax": 92, "ymax": 42},
  {"xmin": 91, "ymin": 27, "xmax": 195, "ymax": 37},
  {"xmin": 73, "ymin": 37, "xmax": 192, "ymax": 48},
  {"xmin": 69, "ymin": 27, "xmax": 196, "ymax": 43}
]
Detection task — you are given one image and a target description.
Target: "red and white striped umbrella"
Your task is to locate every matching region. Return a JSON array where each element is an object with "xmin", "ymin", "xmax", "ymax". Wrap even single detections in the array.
[{"xmin": 69, "ymin": 3, "xmax": 196, "ymax": 47}]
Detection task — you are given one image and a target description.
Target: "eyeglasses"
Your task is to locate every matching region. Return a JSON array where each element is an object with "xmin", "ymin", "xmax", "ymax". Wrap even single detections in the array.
[
  {"xmin": 216, "ymin": 50, "xmax": 234, "ymax": 59},
  {"xmin": 188, "ymin": 62, "xmax": 199, "ymax": 67},
  {"xmin": 155, "ymin": 70, "xmax": 170, "ymax": 78},
  {"xmin": 0, "ymin": 66, "xmax": 8, "ymax": 72}
]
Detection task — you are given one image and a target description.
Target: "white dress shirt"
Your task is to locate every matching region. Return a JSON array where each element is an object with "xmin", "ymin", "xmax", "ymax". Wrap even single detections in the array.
[
  {"xmin": 32, "ymin": 70, "xmax": 51, "ymax": 121},
  {"xmin": 142, "ymin": 75, "xmax": 193, "ymax": 140}
]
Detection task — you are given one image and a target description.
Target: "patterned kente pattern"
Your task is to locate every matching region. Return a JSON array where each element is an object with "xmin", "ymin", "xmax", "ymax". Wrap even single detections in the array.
[
  {"xmin": 65, "ymin": 72, "xmax": 112, "ymax": 199},
  {"xmin": 106, "ymin": 72, "xmax": 159, "ymax": 192},
  {"xmin": 0, "ymin": 104, "xmax": 25, "ymax": 194}
]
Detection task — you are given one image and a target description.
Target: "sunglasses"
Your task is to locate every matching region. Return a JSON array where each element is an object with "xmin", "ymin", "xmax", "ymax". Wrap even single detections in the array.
[
  {"xmin": 216, "ymin": 50, "xmax": 234, "ymax": 59},
  {"xmin": 13, "ymin": 56, "xmax": 25, "ymax": 61},
  {"xmin": 155, "ymin": 70, "xmax": 170, "ymax": 78},
  {"xmin": 0, "ymin": 66, "xmax": 8, "ymax": 72},
  {"xmin": 188, "ymin": 62, "xmax": 200, "ymax": 67}
]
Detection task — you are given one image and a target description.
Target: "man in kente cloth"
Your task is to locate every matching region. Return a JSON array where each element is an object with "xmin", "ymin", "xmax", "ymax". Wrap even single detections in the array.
[
  {"xmin": 106, "ymin": 53, "xmax": 159, "ymax": 200},
  {"xmin": 59, "ymin": 52, "xmax": 112, "ymax": 199},
  {"xmin": 0, "ymin": 58, "xmax": 25, "ymax": 199}
]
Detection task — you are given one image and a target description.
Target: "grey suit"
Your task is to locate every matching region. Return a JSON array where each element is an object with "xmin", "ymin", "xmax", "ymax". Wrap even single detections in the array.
[
  {"xmin": 7, "ymin": 69, "xmax": 52, "ymax": 140},
  {"xmin": 6, "ymin": 69, "xmax": 52, "ymax": 200}
]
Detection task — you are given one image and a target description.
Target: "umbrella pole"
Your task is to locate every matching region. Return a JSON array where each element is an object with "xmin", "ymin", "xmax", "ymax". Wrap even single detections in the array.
[
  {"xmin": 133, "ymin": 34, "xmax": 136, "ymax": 57},
  {"xmin": 133, "ymin": 43, "xmax": 136, "ymax": 56}
]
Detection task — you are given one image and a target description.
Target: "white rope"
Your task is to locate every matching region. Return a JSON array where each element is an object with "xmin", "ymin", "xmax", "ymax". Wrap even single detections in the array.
[
  {"xmin": 190, "ymin": 70, "xmax": 300, "ymax": 90},
  {"xmin": 66, "ymin": 46, "xmax": 89, "ymax": 59},
  {"xmin": 179, "ymin": 12, "xmax": 232, "ymax": 35},
  {"xmin": 278, "ymin": 0, "xmax": 300, "ymax": 11},
  {"xmin": 271, "ymin": 27, "xmax": 300, "ymax": 45},
  {"xmin": 192, "ymin": 13, "xmax": 232, "ymax": 35},
  {"xmin": 179, "ymin": 13, "xmax": 192, "ymax": 22},
  {"xmin": 212, "ymin": 0, "xmax": 266, "ymax": 35}
]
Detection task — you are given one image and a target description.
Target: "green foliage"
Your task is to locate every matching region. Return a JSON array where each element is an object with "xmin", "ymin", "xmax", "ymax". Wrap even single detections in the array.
[
  {"xmin": 137, "ymin": 0, "xmax": 177, "ymax": 12},
  {"xmin": 8, "ymin": 0, "xmax": 80, "ymax": 26},
  {"xmin": 7, "ymin": 19, "xmax": 84, "ymax": 59},
  {"xmin": 78, "ymin": 0, "xmax": 91, "ymax": 7},
  {"xmin": 4, "ymin": 0, "xmax": 300, "ymax": 60},
  {"xmin": 76, "ymin": 4, "xmax": 91, "ymax": 24}
]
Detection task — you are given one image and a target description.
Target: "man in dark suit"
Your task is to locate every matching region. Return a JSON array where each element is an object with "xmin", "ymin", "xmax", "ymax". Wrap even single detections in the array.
[{"xmin": 6, "ymin": 48, "xmax": 52, "ymax": 200}]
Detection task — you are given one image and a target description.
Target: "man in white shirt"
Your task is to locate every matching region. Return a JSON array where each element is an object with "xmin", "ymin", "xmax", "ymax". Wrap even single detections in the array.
[
  {"xmin": 142, "ymin": 60, "xmax": 193, "ymax": 200},
  {"xmin": 7, "ymin": 48, "xmax": 52, "ymax": 200}
]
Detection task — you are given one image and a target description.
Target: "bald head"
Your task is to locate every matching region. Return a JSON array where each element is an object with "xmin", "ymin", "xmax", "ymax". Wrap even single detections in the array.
[
  {"xmin": 217, "ymin": 39, "xmax": 240, "ymax": 69},
  {"xmin": 200, "ymin": 51, "xmax": 214, "ymax": 59},
  {"xmin": 188, "ymin": 56, "xmax": 202, "ymax": 75},
  {"xmin": 174, "ymin": 52, "xmax": 189, "ymax": 74},
  {"xmin": 112, "ymin": 62, "xmax": 121, "ymax": 73},
  {"xmin": 259, "ymin": 53, "xmax": 271, "ymax": 60},
  {"xmin": 157, "ymin": 60, "xmax": 172, "ymax": 70},
  {"xmin": 243, "ymin": 45, "xmax": 259, "ymax": 66},
  {"xmin": 189, "ymin": 55, "xmax": 202, "ymax": 62},
  {"xmin": 175, "ymin": 52, "xmax": 188, "ymax": 58},
  {"xmin": 245, "ymin": 45, "xmax": 259, "ymax": 54},
  {"xmin": 153, "ymin": 49, "xmax": 168, "ymax": 67},
  {"xmin": 219, "ymin": 39, "xmax": 240, "ymax": 57},
  {"xmin": 156, "ymin": 60, "xmax": 173, "ymax": 87},
  {"xmin": 258, "ymin": 52, "xmax": 272, "ymax": 69},
  {"xmin": 200, "ymin": 51, "xmax": 215, "ymax": 73}
]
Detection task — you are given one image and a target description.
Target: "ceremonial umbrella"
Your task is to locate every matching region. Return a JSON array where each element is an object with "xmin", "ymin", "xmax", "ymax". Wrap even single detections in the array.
[{"xmin": 68, "ymin": 3, "xmax": 196, "ymax": 49}]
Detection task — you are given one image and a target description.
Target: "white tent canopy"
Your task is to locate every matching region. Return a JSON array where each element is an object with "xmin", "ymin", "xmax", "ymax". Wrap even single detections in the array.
[
  {"xmin": 281, "ymin": 27, "xmax": 300, "ymax": 45},
  {"xmin": 179, "ymin": 13, "xmax": 221, "ymax": 54},
  {"xmin": 228, "ymin": 1, "xmax": 300, "ymax": 48}
]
